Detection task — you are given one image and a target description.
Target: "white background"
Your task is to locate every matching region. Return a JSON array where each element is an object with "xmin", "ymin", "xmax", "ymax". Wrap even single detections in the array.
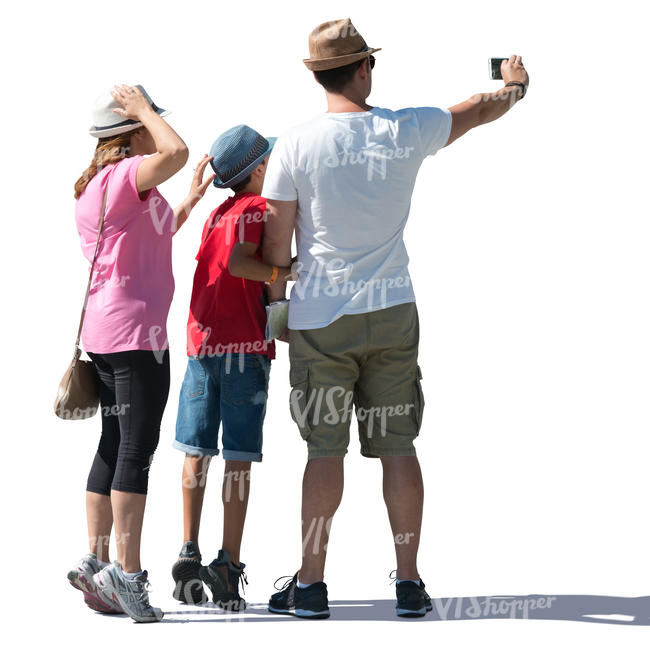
[{"xmin": 2, "ymin": 0, "xmax": 649, "ymax": 647}]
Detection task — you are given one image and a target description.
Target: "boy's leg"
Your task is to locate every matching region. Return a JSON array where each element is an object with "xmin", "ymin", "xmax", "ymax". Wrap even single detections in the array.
[
  {"xmin": 221, "ymin": 460, "xmax": 251, "ymax": 566},
  {"xmin": 174, "ymin": 355, "xmax": 221, "ymax": 551},
  {"xmin": 199, "ymin": 354, "xmax": 268, "ymax": 610},
  {"xmin": 299, "ymin": 457, "xmax": 344, "ymax": 584},
  {"xmin": 182, "ymin": 453, "xmax": 212, "ymax": 552},
  {"xmin": 172, "ymin": 356, "xmax": 219, "ymax": 604}
]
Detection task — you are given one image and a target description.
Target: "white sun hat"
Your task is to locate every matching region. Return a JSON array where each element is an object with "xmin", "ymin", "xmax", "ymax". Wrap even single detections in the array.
[{"xmin": 88, "ymin": 84, "xmax": 169, "ymax": 138}]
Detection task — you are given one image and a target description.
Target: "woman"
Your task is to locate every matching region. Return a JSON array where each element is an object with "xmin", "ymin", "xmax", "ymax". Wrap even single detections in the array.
[{"xmin": 66, "ymin": 84, "xmax": 214, "ymax": 623}]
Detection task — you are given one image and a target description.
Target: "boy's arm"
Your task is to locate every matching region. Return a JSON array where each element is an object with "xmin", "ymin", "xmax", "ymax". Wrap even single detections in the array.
[
  {"xmin": 228, "ymin": 242, "xmax": 292, "ymax": 282},
  {"xmin": 262, "ymin": 199, "xmax": 297, "ymax": 302}
]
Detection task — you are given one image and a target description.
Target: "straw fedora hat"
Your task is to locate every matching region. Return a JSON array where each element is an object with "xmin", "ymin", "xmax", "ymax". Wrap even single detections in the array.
[{"xmin": 303, "ymin": 18, "xmax": 381, "ymax": 72}]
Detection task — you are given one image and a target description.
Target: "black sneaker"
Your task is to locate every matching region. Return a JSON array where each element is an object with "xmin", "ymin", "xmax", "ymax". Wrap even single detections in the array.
[
  {"xmin": 171, "ymin": 541, "xmax": 207, "ymax": 605},
  {"xmin": 268, "ymin": 573, "xmax": 330, "ymax": 619},
  {"xmin": 395, "ymin": 577, "xmax": 433, "ymax": 618},
  {"xmin": 199, "ymin": 549, "xmax": 247, "ymax": 611}
]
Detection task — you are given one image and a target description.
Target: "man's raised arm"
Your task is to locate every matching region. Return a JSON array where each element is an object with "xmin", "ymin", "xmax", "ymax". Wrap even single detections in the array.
[{"xmin": 445, "ymin": 54, "xmax": 529, "ymax": 147}]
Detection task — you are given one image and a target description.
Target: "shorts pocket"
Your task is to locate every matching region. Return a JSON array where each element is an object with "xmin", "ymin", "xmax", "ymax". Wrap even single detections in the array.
[
  {"xmin": 289, "ymin": 364, "xmax": 313, "ymax": 439},
  {"xmin": 182, "ymin": 358, "xmax": 206, "ymax": 399},
  {"xmin": 222, "ymin": 354, "xmax": 269, "ymax": 406},
  {"xmin": 413, "ymin": 365, "xmax": 425, "ymax": 434}
]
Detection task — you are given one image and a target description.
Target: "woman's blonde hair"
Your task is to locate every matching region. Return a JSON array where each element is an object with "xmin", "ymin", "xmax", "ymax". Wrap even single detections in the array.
[{"xmin": 74, "ymin": 129, "xmax": 141, "ymax": 198}]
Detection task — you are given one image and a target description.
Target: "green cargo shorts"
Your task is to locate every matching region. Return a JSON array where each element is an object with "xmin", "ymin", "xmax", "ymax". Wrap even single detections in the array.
[{"xmin": 288, "ymin": 301, "xmax": 424, "ymax": 459}]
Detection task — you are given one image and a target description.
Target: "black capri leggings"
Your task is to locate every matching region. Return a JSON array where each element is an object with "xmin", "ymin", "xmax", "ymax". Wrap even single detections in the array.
[{"xmin": 86, "ymin": 350, "xmax": 170, "ymax": 495}]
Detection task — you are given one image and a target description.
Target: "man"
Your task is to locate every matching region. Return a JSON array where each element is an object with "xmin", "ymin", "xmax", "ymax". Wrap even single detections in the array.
[
  {"xmin": 171, "ymin": 125, "xmax": 292, "ymax": 610},
  {"xmin": 262, "ymin": 18, "xmax": 529, "ymax": 618}
]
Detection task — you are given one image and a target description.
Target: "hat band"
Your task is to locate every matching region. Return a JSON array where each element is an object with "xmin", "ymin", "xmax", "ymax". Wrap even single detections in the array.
[
  {"xmin": 92, "ymin": 102, "xmax": 161, "ymax": 133},
  {"xmin": 217, "ymin": 135, "xmax": 269, "ymax": 183}
]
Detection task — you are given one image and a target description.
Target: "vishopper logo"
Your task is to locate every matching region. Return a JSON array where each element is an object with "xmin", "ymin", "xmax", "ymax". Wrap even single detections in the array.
[
  {"xmin": 93, "ymin": 274, "xmax": 131, "ymax": 290},
  {"xmin": 432, "ymin": 595, "xmax": 558, "ymax": 620},
  {"xmin": 205, "ymin": 208, "xmax": 268, "ymax": 243},
  {"xmin": 292, "ymin": 258, "xmax": 411, "ymax": 311},
  {"xmin": 144, "ymin": 326, "xmax": 170, "ymax": 364},
  {"xmin": 290, "ymin": 385, "xmax": 415, "ymax": 439},
  {"xmin": 56, "ymin": 403, "xmax": 130, "ymax": 420},
  {"xmin": 321, "ymin": 20, "xmax": 360, "ymax": 40},
  {"xmin": 86, "ymin": 264, "xmax": 132, "ymax": 311},
  {"xmin": 223, "ymin": 469, "xmax": 251, "ymax": 503},
  {"xmin": 469, "ymin": 87, "xmax": 522, "ymax": 109},
  {"xmin": 303, "ymin": 516, "xmax": 334, "ymax": 555},
  {"xmin": 322, "ymin": 133, "xmax": 416, "ymax": 182},
  {"xmin": 188, "ymin": 324, "xmax": 270, "ymax": 364},
  {"xmin": 182, "ymin": 454, "xmax": 211, "ymax": 489},
  {"xmin": 144, "ymin": 195, "xmax": 175, "ymax": 235}
]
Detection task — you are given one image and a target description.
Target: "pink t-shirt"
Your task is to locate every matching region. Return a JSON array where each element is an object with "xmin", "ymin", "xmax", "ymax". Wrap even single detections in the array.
[{"xmin": 75, "ymin": 155, "xmax": 175, "ymax": 353}]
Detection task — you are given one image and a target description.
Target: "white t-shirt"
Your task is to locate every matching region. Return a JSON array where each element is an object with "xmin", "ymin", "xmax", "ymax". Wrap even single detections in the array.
[{"xmin": 262, "ymin": 106, "xmax": 452, "ymax": 330}]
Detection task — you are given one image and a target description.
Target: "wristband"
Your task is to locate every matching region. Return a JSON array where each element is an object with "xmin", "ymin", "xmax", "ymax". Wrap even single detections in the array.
[
  {"xmin": 266, "ymin": 265, "xmax": 279, "ymax": 285},
  {"xmin": 505, "ymin": 81, "xmax": 526, "ymax": 100}
]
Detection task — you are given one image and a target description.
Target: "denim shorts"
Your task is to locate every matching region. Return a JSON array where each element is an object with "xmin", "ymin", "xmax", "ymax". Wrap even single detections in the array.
[{"xmin": 174, "ymin": 353, "xmax": 271, "ymax": 461}]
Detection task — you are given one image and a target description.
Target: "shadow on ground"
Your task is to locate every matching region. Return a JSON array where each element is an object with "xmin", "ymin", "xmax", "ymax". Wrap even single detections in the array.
[{"xmin": 159, "ymin": 595, "xmax": 650, "ymax": 625}]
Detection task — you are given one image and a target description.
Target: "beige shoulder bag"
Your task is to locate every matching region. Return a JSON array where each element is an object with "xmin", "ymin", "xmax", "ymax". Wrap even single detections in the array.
[{"xmin": 54, "ymin": 181, "xmax": 110, "ymax": 420}]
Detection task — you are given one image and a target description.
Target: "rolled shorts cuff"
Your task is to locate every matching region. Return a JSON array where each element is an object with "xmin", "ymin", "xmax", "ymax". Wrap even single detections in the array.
[
  {"xmin": 172, "ymin": 440, "xmax": 221, "ymax": 457},
  {"xmin": 222, "ymin": 449, "xmax": 263, "ymax": 462},
  {"xmin": 360, "ymin": 446, "xmax": 417, "ymax": 459},
  {"xmin": 307, "ymin": 448, "xmax": 349, "ymax": 460}
]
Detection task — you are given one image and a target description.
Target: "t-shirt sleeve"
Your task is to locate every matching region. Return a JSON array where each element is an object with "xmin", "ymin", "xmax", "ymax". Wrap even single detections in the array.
[
  {"xmin": 262, "ymin": 135, "xmax": 298, "ymax": 201},
  {"xmin": 113, "ymin": 154, "xmax": 152, "ymax": 203},
  {"xmin": 413, "ymin": 107, "xmax": 453, "ymax": 157},
  {"xmin": 235, "ymin": 198, "xmax": 266, "ymax": 246}
]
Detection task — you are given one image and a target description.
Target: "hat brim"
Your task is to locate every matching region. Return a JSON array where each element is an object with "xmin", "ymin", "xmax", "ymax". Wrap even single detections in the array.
[
  {"xmin": 303, "ymin": 47, "xmax": 381, "ymax": 72},
  {"xmin": 89, "ymin": 107, "xmax": 170, "ymax": 138},
  {"xmin": 213, "ymin": 137, "xmax": 277, "ymax": 189}
]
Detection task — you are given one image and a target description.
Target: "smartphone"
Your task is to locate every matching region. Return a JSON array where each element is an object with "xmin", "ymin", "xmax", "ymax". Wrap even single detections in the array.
[{"xmin": 489, "ymin": 57, "xmax": 507, "ymax": 80}]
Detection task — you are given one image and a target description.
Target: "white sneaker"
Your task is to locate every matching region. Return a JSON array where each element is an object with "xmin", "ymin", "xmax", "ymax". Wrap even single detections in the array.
[
  {"xmin": 93, "ymin": 562, "xmax": 163, "ymax": 623},
  {"xmin": 67, "ymin": 553, "xmax": 123, "ymax": 614}
]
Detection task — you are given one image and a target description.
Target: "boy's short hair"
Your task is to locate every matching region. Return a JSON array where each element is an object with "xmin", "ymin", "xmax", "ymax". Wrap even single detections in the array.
[
  {"xmin": 314, "ymin": 59, "xmax": 366, "ymax": 93},
  {"xmin": 231, "ymin": 174, "xmax": 252, "ymax": 193}
]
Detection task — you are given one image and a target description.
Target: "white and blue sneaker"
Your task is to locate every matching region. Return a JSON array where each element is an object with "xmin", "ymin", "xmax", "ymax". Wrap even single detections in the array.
[{"xmin": 93, "ymin": 562, "xmax": 163, "ymax": 623}]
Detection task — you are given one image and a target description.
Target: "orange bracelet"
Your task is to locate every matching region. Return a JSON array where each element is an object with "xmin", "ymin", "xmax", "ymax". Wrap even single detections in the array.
[{"xmin": 267, "ymin": 265, "xmax": 279, "ymax": 284}]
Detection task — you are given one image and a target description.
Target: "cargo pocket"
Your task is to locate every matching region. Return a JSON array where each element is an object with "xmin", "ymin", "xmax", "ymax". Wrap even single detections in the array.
[
  {"xmin": 289, "ymin": 364, "xmax": 313, "ymax": 440},
  {"xmin": 413, "ymin": 365, "xmax": 425, "ymax": 434}
]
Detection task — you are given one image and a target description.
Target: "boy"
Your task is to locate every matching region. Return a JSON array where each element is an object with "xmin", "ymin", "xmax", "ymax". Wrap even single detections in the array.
[{"xmin": 171, "ymin": 125, "xmax": 292, "ymax": 610}]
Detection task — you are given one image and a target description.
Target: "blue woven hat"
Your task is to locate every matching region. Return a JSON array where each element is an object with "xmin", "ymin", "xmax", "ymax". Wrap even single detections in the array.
[{"xmin": 209, "ymin": 125, "xmax": 276, "ymax": 189}]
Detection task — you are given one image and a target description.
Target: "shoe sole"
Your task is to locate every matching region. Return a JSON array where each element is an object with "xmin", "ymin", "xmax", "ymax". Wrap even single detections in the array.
[
  {"xmin": 172, "ymin": 559, "xmax": 207, "ymax": 605},
  {"xmin": 268, "ymin": 605, "xmax": 330, "ymax": 619},
  {"xmin": 198, "ymin": 566, "xmax": 246, "ymax": 611},
  {"xmin": 396, "ymin": 603, "xmax": 433, "ymax": 618},
  {"xmin": 67, "ymin": 570, "xmax": 123, "ymax": 615}
]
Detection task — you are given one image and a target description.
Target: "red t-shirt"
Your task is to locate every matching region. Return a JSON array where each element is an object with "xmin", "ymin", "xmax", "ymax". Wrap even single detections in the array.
[{"xmin": 186, "ymin": 193, "xmax": 275, "ymax": 359}]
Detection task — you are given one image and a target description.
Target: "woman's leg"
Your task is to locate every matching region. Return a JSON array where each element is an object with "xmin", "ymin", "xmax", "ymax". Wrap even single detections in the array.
[
  {"xmin": 111, "ymin": 491, "xmax": 146, "ymax": 572},
  {"xmin": 86, "ymin": 352, "xmax": 122, "ymax": 562},
  {"xmin": 110, "ymin": 350, "xmax": 170, "ymax": 573},
  {"xmin": 86, "ymin": 492, "xmax": 113, "ymax": 562}
]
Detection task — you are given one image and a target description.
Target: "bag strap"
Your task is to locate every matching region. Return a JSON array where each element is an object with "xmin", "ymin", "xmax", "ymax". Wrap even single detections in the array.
[{"xmin": 74, "ymin": 177, "xmax": 110, "ymax": 353}]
